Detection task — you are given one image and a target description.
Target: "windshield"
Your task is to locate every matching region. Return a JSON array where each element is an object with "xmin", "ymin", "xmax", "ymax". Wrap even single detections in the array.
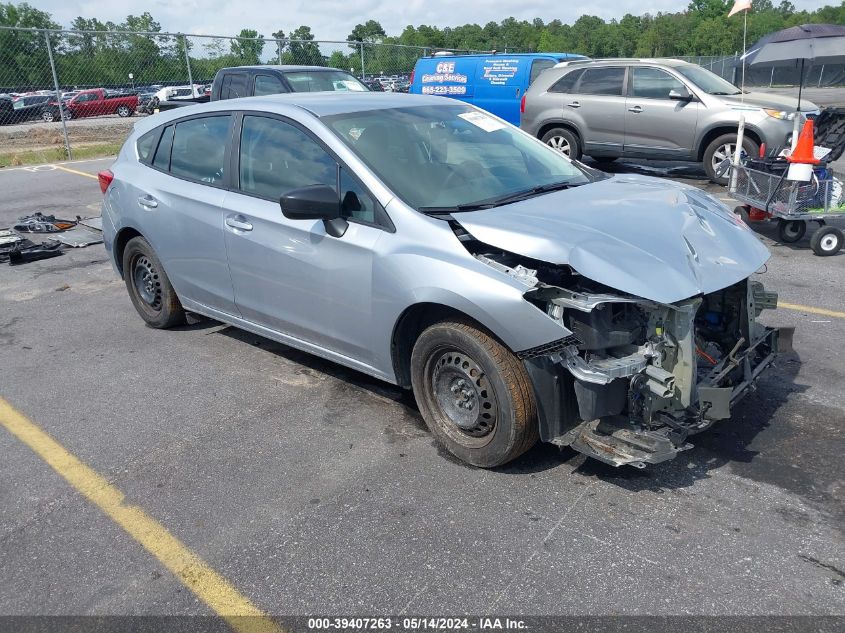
[
  {"xmin": 285, "ymin": 71, "xmax": 369, "ymax": 93},
  {"xmin": 675, "ymin": 64, "xmax": 741, "ymax": 95},
  {"xmin": 323, "ymin": 104, "xmax": 593, "ymax": 211}
]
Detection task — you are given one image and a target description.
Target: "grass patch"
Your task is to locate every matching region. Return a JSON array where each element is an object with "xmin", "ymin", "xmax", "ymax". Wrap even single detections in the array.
[{"xmin": 0, "ymin": 142, "xmax": 121, "ymax": 168}]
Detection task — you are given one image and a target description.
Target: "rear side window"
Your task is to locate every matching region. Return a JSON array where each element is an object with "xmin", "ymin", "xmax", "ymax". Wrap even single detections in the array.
[
  {"xmin": 152, "ymin": 125, "xmax": 174, "ymax": 171},
  {"xmin": 220, "ymin": 74, "xmax": 249, "ymax": 100},
  {"xmin": 577, "ymin": 67, "xmax": 625, "ymax": 96},
  {"xmin": 137, "ymin": 129, "xmax": 159, "ymax": 163},
  {"xmin": 529, "ymin": 59, "xmax": 555, "ymax": 85},
  {"xmin": 549, "ymin": 69, "xmax": 584, "ymax": 93},
  {"xmin": 254, "ymin": 74, "xmax": 286, "ymax": 96},
  {"xmin": 169, "ymin": 115, "xmax": 231, "ymax": 185}
]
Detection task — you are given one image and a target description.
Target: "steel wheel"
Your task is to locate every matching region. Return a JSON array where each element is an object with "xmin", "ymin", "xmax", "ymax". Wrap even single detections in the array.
[
  {"xmin": 546, "ymin": 135, "xmax": 571, "ymax": 156},
  {"xmin": 810, "ymin": 226, "xmax": 844, "ymax": 256},
  {"xmin": 427, "ymin": 347, "xmax": 498, "ymax": 444},
  {"xmin": 131, "ymin": 254, "xmax": 162, "ymax": 311}
]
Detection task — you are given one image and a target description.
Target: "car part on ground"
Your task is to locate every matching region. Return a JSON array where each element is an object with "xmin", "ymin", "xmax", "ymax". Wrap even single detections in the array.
[
  {"xmin": 13, "ymin": 213, "xmax": 78, "ymax": 233},
  {"xmin": 101, "ymin": 93, "xmax": 785, "ymax": 469},
  {"xmin": 2, "ymin": 238, "xmax": 64, "ymax": 265}
]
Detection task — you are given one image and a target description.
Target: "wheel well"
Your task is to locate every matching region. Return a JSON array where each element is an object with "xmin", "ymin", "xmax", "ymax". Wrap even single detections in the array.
[
  {"xmin": 391, "ymin": 303, "xmax": 490, "ymax": 389},
  {"xmin": 536, "ymin": 121, "xmax": 580, "ymax": 143},
  {"xmin": 697, "ymin": 126, "xmax": 761, "ymax": 161},
  {"xmin": 113, "ymin": 227, "xmax": 142, "ymax": 278}
]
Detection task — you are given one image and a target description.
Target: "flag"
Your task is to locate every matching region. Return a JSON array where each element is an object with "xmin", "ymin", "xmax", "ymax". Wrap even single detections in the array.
[{"xmin": 728, "ymin": 0, "xmax": 752, "ymax": 17}]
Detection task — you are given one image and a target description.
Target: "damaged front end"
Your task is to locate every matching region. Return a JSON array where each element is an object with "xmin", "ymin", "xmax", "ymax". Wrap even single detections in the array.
[{"xmin": 476, "ymin": 251, "xmax": 789, "ymax": 469}]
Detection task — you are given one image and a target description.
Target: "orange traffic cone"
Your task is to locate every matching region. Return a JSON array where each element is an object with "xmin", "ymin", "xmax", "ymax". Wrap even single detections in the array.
[
  {"xmin": 786, "ymin": 119, "xmax": 819, "ymax": 181},
  {"xmin": 787, "ymin": 119, "xmax": 820, "ymax": 165}
]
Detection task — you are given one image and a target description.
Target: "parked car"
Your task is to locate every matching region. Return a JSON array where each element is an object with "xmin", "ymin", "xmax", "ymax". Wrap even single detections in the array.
[
  {"xmin": 409, "ymin": 52, "xmax": 588, "ymax": 125},
  {"xmin": 0, "ymin": 95, "xmax": 52, "ymax": 124},
  {"xmin": 520, "ymin": 58, "xmax": 820, "ymax": 184},
  {"xmin": 100, "ymin": 93, "xmax": 784, "ymax": 469},
  {"xmin": 157, "ymin": 66, "xmax": 370, "ymax": 111},
  {"xmin": 61, "ymin": 88, "xmax": 138, "ymax": 120}
]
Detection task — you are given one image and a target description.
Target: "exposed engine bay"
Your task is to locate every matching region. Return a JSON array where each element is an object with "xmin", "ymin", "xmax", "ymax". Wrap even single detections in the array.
[{"xmin": 469, "ymin": 244, "xmax": 788, "ymax": 469}]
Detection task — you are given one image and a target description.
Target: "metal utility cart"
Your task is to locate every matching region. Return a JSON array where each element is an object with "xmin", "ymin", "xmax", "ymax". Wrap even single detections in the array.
[{"xmin": 732, "ymin": 163, "xmax": 845, "ymax": 256}]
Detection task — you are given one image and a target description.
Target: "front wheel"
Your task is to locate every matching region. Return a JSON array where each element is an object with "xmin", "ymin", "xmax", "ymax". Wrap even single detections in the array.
[
  {"xmin": 810, "ymin": 226, "xmax": 844, "ymax": 256},
  {"xmin": 541, "ymin": 127, "xmax": 581, "ymax": 161},
  {"xmin": 410, "ymin": 319, "xmax": 538, "ymax": 467},
  {"xmin": 122, "ymin": 236, "xmax": 186, "ymax": 328},
  {"xmin": 703, "ymin": 133, "xmax": 759, "ymax": 186},
  {"xmin": 116, "ymin": 105, "xmax": 131, "ymax": 117},
  {"xmin": 41, "ymin": 110, "xmax": 55, "ymax": 122}
]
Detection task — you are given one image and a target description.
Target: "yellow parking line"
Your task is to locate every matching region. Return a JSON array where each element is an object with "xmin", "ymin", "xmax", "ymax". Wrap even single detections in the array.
[
  {"xmin": 54, "ymin": 164, "xmax": 99, "ymax": 180},
  {"xmin": 0, "ymin": 397, "xmax": 283, "ymax": 633},
  {"xmin": 779, "ymin": 302, "xmax": 845, "ymax": 319}
]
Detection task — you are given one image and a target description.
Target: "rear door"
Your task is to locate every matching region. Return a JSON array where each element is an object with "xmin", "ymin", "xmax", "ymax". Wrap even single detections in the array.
[
  {"xmin": 73, "ymin": 92, "xmax": 98, "ymax": 117},
  {"xmin": 563, "ymin": 66, "xmax": 627, "ymax": 156},
  {"xmin": 624, "ymin": 66, "xmax": 700, "ymax": 159},
  {"xmin": 132, "ymin": 114, "xmax": 238, "ymax": 315}
]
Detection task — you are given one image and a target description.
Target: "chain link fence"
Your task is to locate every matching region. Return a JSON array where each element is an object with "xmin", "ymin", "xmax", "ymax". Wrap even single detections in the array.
[{"xmin": 1, "ymin": 26, "xmax": 844, "ymax": 164}]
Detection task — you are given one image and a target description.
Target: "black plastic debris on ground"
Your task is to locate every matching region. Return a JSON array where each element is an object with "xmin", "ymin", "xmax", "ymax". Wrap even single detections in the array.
[{"xmin": 1, "ymin": 238, "xmax": 64, "ymax": 265}]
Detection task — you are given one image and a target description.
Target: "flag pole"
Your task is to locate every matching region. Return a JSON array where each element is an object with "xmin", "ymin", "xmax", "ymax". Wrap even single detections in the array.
[
  {"xmin": 741, "ymin": 9, "xmax": 747, "ymax": 102},
  {"xmin": 730, "ymin": 4, "xmax": 750, "ymax": 192}
]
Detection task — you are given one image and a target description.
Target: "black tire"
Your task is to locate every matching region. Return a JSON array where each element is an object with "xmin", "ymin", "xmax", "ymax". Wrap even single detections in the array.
[
  {"xmin": 810, "ymin": 226, "xmax": 844, "ymax": 257},
  {"xmin": 122, "ymin": 236, "xmax": 186, "ymax": 328},
  {"xmin": 703, "ymin": 133, "xmax": 759, "ymax": 185},
  {"xmin": 41, "ymin": 110, "xmax": 54, "ymax": 123},
  {"xmin": 410, "ymin": 319, "xmax": 539, "ymax": 468},
  {"xmin": 734, "ymin": 205, "xmax": 751, "ymax": 225},
  {"xmin": 116, "ymin": 105, "xmax": 131, "ymax": 117},
  {"xmin": 541, "ymin": 127, "xmax": 581, "ymax": 160},
  {"xmin": 778, "ymin": 219, "xmax": 806, "ymax": 243}
]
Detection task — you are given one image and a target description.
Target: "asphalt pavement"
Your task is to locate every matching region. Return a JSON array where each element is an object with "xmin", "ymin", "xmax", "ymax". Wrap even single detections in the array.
[{"xmin": 0, "ymin": 155, "xmax": 843, "ymax": 627}]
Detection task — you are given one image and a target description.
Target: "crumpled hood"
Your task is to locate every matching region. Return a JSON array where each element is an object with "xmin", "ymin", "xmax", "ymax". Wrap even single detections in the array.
[
  {"xmin": 721, "ymin": 91, "xmax": 818, "ymax": 112},
  {"xmin": 453, "ymin": 174, "xmax": 770, "ymax": 304}
]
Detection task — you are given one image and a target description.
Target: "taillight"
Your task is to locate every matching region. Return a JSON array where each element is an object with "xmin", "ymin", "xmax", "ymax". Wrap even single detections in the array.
[
  {"xmin": 98, "ymin": 169, "xmax": 114, "ymax": 194},
  {"xmin": 520, "ymin": 94, "xmax": 526, "ymax": 114}
]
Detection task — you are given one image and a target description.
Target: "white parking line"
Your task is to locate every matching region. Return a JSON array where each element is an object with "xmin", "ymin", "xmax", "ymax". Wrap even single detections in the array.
[{"xmin": 0, "ymin": 156, "xmax": 114, "ymax": 174}]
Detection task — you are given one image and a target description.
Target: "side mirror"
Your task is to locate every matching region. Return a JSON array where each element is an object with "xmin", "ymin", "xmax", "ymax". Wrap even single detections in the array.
[
  {"xmin": 669, "ymin": 88, "xmax": 693, "ymax": 101},
  {"xmin": 280, "ymin": 184, "xmax": 348, "ymax": 238}
]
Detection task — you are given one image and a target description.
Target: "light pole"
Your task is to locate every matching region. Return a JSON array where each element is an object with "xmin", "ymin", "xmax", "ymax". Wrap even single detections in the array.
[{"xmin": 128, "ymin": 73, "xmax": 134, "ymax": 90}]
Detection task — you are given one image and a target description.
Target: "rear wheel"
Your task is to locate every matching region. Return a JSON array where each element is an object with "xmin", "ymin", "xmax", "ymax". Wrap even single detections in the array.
[
  {"xmin": 410, "ymin": 319, "xmax": 538, "ymax": 467},
  {"xmin": 41, "ymin": 110, "xmax": 55, "ymax": 122},
  {"xmin": 703, "ymin": 133, "xmax": 759, "ymax": 185},
  {"xmin": 810, "ymin": 226, "xmax": 843, "ymax": 256},
  {"xmin": 778, "ymin": 219, "xmax": 806, "ymax": 243},
  {"xmin": 122, "ymin": 236, "xmax": 186, "ymax": 328},
  {"xmin": 116, "ymin": 105, "xmax": 131, "ymax": 117},
  {"xmin": 541, "ymin": 127, "xmax": 581, "ymax": 161},
  {"xmin": 734, "ymin": 205, "xmax": 751, "ymax": 225}
]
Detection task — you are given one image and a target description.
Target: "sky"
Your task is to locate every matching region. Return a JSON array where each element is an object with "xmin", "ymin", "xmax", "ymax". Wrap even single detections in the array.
[{"xmin": 31, "ymin": 0, "xmax": 837, "ymax": 42}]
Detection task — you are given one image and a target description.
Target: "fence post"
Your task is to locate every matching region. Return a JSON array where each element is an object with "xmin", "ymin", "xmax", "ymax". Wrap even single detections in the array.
[
  {"xmin": 43, "ymin": 30, "xmax": 72, "ymax": 161},
  {"xmin": 770, "ymin": 66, "xmax": 774, "ymax": 87},
  {"xmin": 359, "ymin": 43, "xmax": 365, "ymax": 79},
  {"xmin": 818, "ymin": 64, "xmax": 825, "ymax": 88},
  {"xmin": 182, "ymin": 34, "xmax": 194, "ymax": 92},
  {"xmin": 277, "ymin": 39, "xmax": 283, "ymax": 65}
]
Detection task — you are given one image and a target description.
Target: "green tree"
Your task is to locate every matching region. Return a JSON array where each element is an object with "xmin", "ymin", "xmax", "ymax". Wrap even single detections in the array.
[
  {"xmin": 231, "ymin": 28, "xmax": 264, "ymax": 65},
  {"xmin": 288, "ymin": 26, "xmax": 322, "ymax": 65}
]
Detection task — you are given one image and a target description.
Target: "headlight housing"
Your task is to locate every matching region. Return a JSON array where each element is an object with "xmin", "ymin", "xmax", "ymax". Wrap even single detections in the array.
[{"xmin": 763, "ymin": 108, "xmax": 796, "ymax": 121}]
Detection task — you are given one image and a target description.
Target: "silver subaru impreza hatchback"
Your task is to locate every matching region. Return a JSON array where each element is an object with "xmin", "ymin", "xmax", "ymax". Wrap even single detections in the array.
[{"xmin": 101, "ymin": 92, "xmax": 785, "ymax": 469}]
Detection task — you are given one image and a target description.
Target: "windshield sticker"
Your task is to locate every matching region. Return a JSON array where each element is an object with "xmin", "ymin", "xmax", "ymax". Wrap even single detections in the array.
[
  {"xmin": 421, "ymin": 61, "xmax": 469, "ymax": 85},
  {"xmin": 458, "ymin": 111, "xmax": 505, "ymax": 132},
  {"xmin": 481, "ymin": 58, "xmax": 519, "ymax": 85}
]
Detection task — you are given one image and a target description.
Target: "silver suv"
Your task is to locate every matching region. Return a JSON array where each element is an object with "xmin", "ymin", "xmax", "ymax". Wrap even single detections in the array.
[{"xmin": 520, "ymin": 59, "xmax": 819, "ymax": 184}]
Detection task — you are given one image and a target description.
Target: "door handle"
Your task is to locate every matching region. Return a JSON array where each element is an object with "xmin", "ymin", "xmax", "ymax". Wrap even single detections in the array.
[
  {"xmin": 225, "ymin": 215, "xmax": 253, "ymax": 232},
  {"xmin": 628, "ymin": 105, "xmax": 643, "ymax": 113},
  {"xmin": 137, "ymin": 195, "xmax": 158, "ymax": 208},
  {"xmin": 567, "ymin": 101, "xmax": 581, "ymax": 108}
]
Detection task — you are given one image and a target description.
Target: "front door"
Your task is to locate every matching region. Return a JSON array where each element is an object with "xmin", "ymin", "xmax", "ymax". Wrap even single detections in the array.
[
  {"xmin": 221, "ymin": 114, "xmax": 387, "ymax": 363},
  {"xmin": 624, "ymin": 66, "xmax": 700, "ymax": 159}
]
